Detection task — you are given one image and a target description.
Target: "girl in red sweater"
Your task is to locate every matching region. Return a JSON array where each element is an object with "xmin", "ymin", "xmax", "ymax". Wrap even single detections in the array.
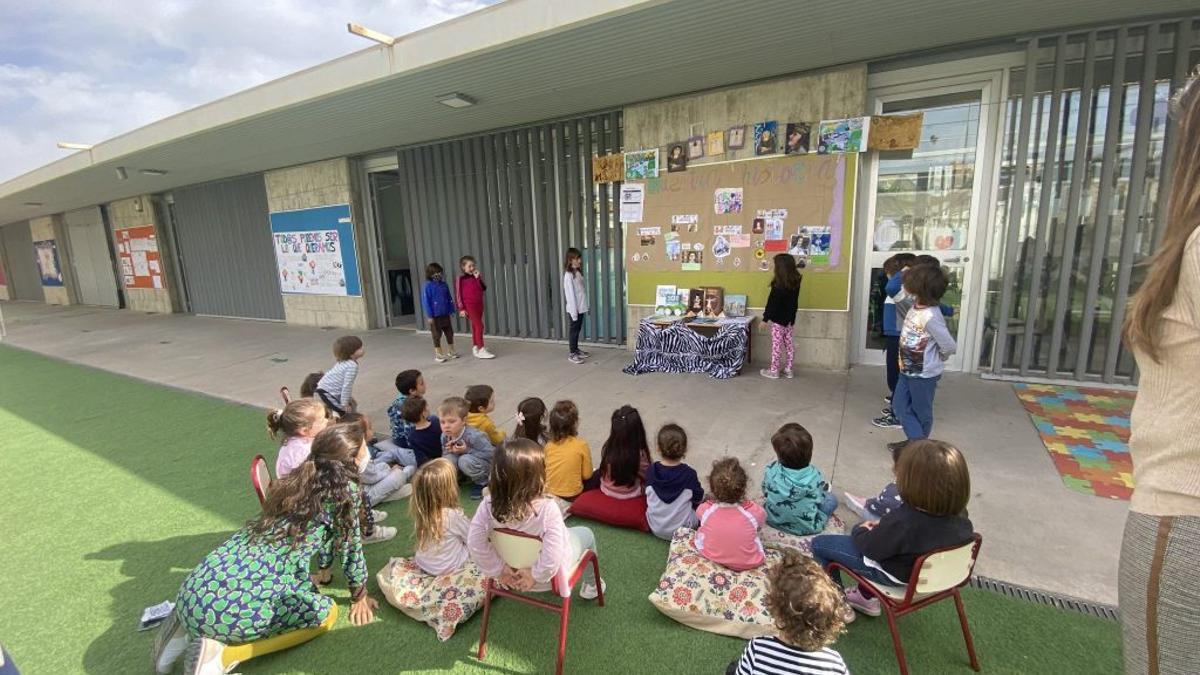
[{"xmin": 456, "ymin": 255, "xmax": 495, "ymax": 359}]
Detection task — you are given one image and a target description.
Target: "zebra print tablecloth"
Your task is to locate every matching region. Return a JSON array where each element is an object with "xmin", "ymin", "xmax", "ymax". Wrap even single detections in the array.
[{"xmin": 623, "ymin": 318, "xmax": 751, "ymax": 379}]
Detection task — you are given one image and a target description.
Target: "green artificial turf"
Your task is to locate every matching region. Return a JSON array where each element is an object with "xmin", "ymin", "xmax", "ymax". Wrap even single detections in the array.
[{"xmin": 0, "ymin": 344, "xmax": 1123, "ymax": 674}]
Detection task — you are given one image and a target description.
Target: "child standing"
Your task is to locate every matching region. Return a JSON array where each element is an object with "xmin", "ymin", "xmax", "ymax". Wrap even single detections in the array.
[
  {"xmin": 410, "ymin": 458, "xmax": 472, "ymax": 576},
  {"xmin": 385, "ymin": 369, "xmax": 424, "ymax": 450},
  {"xmin": 268, "ymin": 399, "xmax": 329, "ymax": 478},
  {"xmin": 456, "ymin": 255, "xmax": 495, "ymax": 359},
  {"xmin": 465, "ymin": 384, "xmax": 506, "ymax": 446},
  {"xmin": 438, "ymin": 396, "xmax": 494, "ymax": 499},
  {"xmin": 543, "ymin": 400, "xmax": 594, "ymax": 499},
  {"xmin": 726, "ymin": 550, "xmax": 850, "ymax": 675},
  {"xmin": 422, "ymin": 262, "xmax": 460, "ymax": 363},
  {"xmin": 598, "ymin": 405, "xmax": 652, "ymax": 499},
  {"xmin": 696, "ymin": 458, "xmax": 766, "ymax": 571},
  {"xmin": 513, "ymin": 397, "xmax": 548, "ymax": 445},
  {"xmin": 315, "ymin": 335, "xmax": 364, "ymax": 416},
  {"xmin": 761, "ymin": 253, "xmax": 803, "ymax": 379},
  {"xmin": 872, "ymin": 253, "xmax": 914, "ymax": 429},
  {"xmin": 467, "ymin": 439, "xmax": 603, "ymax": 598},
  {"xmin": 645, "ymin": 423, "xmax": 704, "ymax": 540},
  {"xmin": 762, "ymin": 424, "xmax": 837, "ymax": 536},
  {"xmin": 811, "ymin": 440, "xmax": 974, "ymax": 620},
  {"xmin": 890, "ymin": 264, "xmax": 956, "ymax": 451},
  {"xmin": 563, "ymin": 247, "xmax": 590, "ymax": 364}
]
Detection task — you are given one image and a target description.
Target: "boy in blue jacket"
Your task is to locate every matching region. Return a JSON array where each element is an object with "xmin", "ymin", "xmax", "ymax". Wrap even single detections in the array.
[
  {"xmin": 762, "ymin": 423, "xmax": 837, "ymax": 537},
  {"xmin": 422, "ymin": 262, "xmax": 459, "ymax": 363}
]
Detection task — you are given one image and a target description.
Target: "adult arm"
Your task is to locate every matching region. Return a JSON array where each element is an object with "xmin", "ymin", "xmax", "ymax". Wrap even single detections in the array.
[{"xmin": 467, "ymin": 497, "xmax": 506, "ymax": 578}]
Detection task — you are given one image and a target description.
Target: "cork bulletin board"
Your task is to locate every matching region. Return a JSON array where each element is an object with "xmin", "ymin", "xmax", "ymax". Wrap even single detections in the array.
[{"xmin": 625, "ymin": 153, "xmax": 857, "ymax": 310}]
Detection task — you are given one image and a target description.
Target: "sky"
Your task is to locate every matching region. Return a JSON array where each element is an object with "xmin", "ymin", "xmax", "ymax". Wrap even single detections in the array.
[{"xmin": 0, "ymin": 0, "xmax": 495, "ymax": 183}]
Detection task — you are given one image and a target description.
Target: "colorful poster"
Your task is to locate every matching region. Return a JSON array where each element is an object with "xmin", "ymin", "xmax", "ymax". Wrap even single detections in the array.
[
  {"xmin": 712, "ymin": 235, "xmax": 731, "ymax": 259},
  {"xmin": 620, "ymin": 183, "xmax": 645, "ymax": 223},
  {"xmin": 665, "ymin": 232, "xmax": 682, "ymax": 260},
  {"xmin": 764, "ymin": 239, "xmax": 788, "ymax": 252},
  {"xmin": 785, "ymin": 122, "xmax": 812, "ymax": 154},
  {"xmin": 591, "ymin": 153, "xmax": 624, "ymax": 183},
  {"xmin": 115, "ymin": 225, "xmax": 163, "ymax": 290},
  {"xmin": 754, "ymin": 121, "xmax": 778, "ymax": 155},
  {"xmin": 764, "ymin": 218, "xmax": 785, "ymax": 241},
  {"xmin": 868, "ymin": 113, "xmax": 924, "ymax": 151},
  {"xmin": 33, "ymin": 240, "xmax": 64, "ymax": 286},
  {"xmin": 269, "ymin": 203, "xmax": 361, "ymax": 297},
  {"xmin": 666, "ymin": 143, "xmax": 688, "ymax": 172},
  {"xmin": 818, "ymin": 117, "xmax": 870, "ymax": 154},
  {"xmin": 714, "ymin": 187, "xmax": 743, "ymax": 214},
  {"xmin": 806, "ymin": 226, "xmax": 833, "ymax": 264},
  {"xmin": 624, "ymin": 149, "xmax": 659, "ymax": 180}
]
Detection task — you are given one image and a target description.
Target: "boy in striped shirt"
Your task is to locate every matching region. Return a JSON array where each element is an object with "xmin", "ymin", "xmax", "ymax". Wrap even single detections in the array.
[{"xmin": 727, "ymin": 549, "xmax": 850, "ymax": 675}]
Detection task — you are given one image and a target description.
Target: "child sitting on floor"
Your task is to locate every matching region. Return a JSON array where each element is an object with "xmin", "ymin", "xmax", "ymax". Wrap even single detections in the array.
[
  {"xmin": 726, "ymin": 550, "xmax": 850, "ymax": 675},
  {"xmin": 268, "ymin": 398, "xmax": 329, "ymax": 478},
  {"xmin": 465, "ymin": 384, "xmax": 506, "ymax": 446},
  {"xmin": 467, "ymin": 438, "xmax": 603, "ymax": 598},
  {"xmin": 696, "ymin": 457, "xmax": 766, "ymax": 571},
  {"xmin": 842, "ymin": 443, "xmax": 905, "ymax": 522},
  {"xmin": 398, "ymin": 395, "xmax": 443, "ymax": 466},
  {"xmin": 410, "ymin": 458, "xmax": 472, "ymax": 576},
  {"xmin": 386, "ymin": 369, "xmax": 425, "ymax": 449},
  {"xmin": 315, "ymin": 335, "xmax": 364, "ymax": 417},
  {"xmin": 439, "ymin": 396, "xmax": 494, "ymax": 500},
  {"xmin": 762, "ymin": 423, "xmax": 837, "ymax": 536},
  {"xmin": 810, "ymin": 439, "xmax": 974, "ymax": 622},
  {"xmin": 598, "ymin": 405, "xmax": 652, "ymax": 499},
  {"xmin": 513, "ymin": 397, "xmax": 548, "ymax": 445},
  {"xmin": 543, "ymin": 400, "xmax": 594, "ymax": 499},
  {"xmin": 645, "ymin": 423, "xmax": 704, "ymax": 540}
]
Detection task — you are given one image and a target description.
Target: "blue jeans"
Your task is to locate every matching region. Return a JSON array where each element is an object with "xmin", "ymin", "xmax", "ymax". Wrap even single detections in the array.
[
  {"xmin": 819, "ymin": 491, "xmax": 838, "ymax": 516},
  {"xmin": 893, "ymin": 373, "xmax": 939, "ymax": 440},
  {"xmin": 810, "ymin": 534, "xmax": 903, "ymax": 600}
]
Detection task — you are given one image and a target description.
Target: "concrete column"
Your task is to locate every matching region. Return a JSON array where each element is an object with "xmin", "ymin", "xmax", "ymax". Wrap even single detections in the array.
[
  {"xmin": 107, "ymin": 195, "xmax": 179, "ymax": 313},
  {"xmin": 29, "ymin": 215, "xmax": 72, "ymax": 306}
]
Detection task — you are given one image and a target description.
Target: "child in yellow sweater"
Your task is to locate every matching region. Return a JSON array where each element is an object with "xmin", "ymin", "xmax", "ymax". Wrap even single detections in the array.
[{"xmin": 465, "ymin": 384, "xmax": 506, "ymax": 446}]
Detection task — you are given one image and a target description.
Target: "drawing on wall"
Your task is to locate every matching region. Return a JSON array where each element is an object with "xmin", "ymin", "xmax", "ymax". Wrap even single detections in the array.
[
  {"xmin": 727, "ymin": 125, "xmax": 746, "ymax": 149},
  {"xmin": 806, "ymin": 226, "xmax": 833, "ymax": 264},
  {"xmin": 33, "ymin": 239, "xmax": 64, "ymax": 286},
  {"xmin": 666, "ymin": 143, "xmax": 688, "ymax": 172},
  {"xmin": 706, "ymin": 130, "xmax": 725, "ymax": 156},
  {"xmin": 754, "ymin": 121, "xmax": 778, "ymax": 155},
  {"xmin": 713, "ymin": 187, "xmax": 743, "ymax": 214},
  {"xmin": 818, "ymin": 117, "xmax": 870, "ymax": 154},
  {"xmin": 867, "ymin": 113, "xmax": 924, "ymax": 151},
  {"xmin": 687, "ymin": 136, "xmax": 705, "ymax": 160},
  {"xmin": 591, "ymin": 153, "xmax": 624, "ymax": 182},
  {"xmin": 624, "ymin": 149, "xmax": 659, "ymax": 180},
  {"xmin": 712, "ymin": 235, "xmax": 731, "ymax": 259},
  {"xmin": 785, "ymin": 122, "xmax": 812, "ymax": 154}
]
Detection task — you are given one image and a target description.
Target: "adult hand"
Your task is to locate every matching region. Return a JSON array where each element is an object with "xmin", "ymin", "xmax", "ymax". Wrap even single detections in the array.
[{"xmin": 350, "ymin": 595, "xmax": 379, "ymax": 626}]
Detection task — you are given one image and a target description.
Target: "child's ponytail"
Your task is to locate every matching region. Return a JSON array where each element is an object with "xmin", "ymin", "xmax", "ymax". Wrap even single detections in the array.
[
  {"xmin": 267, "ymin": 399, "xmax": 326, "ymax": 441},
  {"xmin": 266, "ymin": 408, "xmax": 285, "ymax": 439}
]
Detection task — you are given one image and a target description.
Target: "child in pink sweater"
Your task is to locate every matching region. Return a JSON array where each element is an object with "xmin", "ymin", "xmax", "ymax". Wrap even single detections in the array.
[
  {"xmin": 456, "ymin": 255, "xmax": 495, "ymax": 359},
  {"xmin": 695, "ymin": 457, "xmax": 766, "ymax": 571},
  {"xmin": 467, "ymin": 439, "xmax": 603, "ymax": 598}
]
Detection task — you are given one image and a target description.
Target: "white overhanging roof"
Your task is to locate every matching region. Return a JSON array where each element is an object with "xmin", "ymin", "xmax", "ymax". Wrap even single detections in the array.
[{"xmin": 1, "ymin": 0, "xmax": 1193, "ymax": 224}]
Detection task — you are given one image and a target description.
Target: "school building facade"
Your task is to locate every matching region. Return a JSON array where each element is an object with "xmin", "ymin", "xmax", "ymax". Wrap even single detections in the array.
[{"xmin": 0, "ymin": 0, "xmax": 1195, "ymax": 386}]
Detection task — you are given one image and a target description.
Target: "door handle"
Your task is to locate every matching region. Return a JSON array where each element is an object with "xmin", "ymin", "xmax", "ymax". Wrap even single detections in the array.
[{"xmin": 943, "ymin": 256, "xmax": 970, "ymax": 264}]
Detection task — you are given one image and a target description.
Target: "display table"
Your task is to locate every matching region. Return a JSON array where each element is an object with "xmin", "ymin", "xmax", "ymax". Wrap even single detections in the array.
[{"xmin": 623, "ymin": 315, "xmax": 755, "ymax": 379}]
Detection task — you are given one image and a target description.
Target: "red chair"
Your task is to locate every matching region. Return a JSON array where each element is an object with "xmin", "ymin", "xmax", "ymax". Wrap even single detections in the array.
[
  {"xmin": 476, "ymin": 528, "xmax": 604, "ymax": 675},
  {"xmin": 250, "ymin": 454, "xmax": 272, "ymax": 509},
  {"xmin": 279, "ymin": 386, "xmax": 291, "ymax": 405},
  {"xmin": 825, "ymin": 533, "xmax": 983, "ymax": 675}
]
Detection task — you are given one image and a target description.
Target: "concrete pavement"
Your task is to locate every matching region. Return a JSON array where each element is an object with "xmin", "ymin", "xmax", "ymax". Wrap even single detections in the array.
[{"xmin": 0, "ymin": 300, "xmax": 1128, "ymax": 604}]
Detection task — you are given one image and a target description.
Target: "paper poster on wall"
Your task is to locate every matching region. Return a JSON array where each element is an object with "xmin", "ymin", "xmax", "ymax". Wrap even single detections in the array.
[
  {"xmin": 712, "ymin": 235, "xmax": 731, "ymax": 259},
  {"xmin": 730, "ymin": 234, "xmax": 751, "ymax": 248},
  {"xmin": 624, "ymin": 149, "xmax": 659, "ymax": 180},
  {"xmin": 33, "ymin": 240, "xmax": 64, "ymax": 286},
  {"xmin": 592, "ymin": 154, "xmax": 624, "ymax": 183},
  {"xmin": 867, "ymin": 113, "xmax": 924, "ymax": 151},
  {"xmin": 714, "ymin": 188, "xmax": 743, "ymax": 214},
  {"xmin": 818, "ymin": 117, "xmax": 870, "ymax": 154},
  {"xmin": 152, "ymin": 275, "xmax": 163, "ymax": 289},
  {"xmin": 619, "ymin": 183, "xmax": 645, "ymax": 223},
  {"xmin": 806, "ymin": 226, "xmax": 832, "ymax": 264},
  {"xmin": 785, "ymin": 122, "xmax": 812, "ymax": 154},
  {"xmin": 764, "ymin": 218, "xmax": 785, "ymax": 241},
  {"xmin": 764, "ymin": 239, "xmax": 788, "ymax": 252},
  {"xmin": 665, "ymin": 232, "xmax": 682, "ymax": 260},
  {"xmin": 269, "ymin": 203, "xmax": 361, "ymax": 297},
  {"xmin": 131, "ymin": 251, "xmax": 150, "ymax": 277},
  {"xmin": 754, "ymin": 121, "xmax": 778, "ymax": 155},
  {"xmin": 706, "ymin": 131, "xmax": 725, "ymax": 156},
  {"xmin": 116, "ymin": 225, "xmax": 165, "ymax": 290}
]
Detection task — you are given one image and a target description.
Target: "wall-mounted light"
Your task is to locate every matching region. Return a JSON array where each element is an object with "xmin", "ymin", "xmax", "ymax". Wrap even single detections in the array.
[
  {"xmin": 115, "ymin": 166, "xmax": 128, "ymax": 180},
  {"xmin": 140, "ymin": 169, "xmax": 168, "ymax": 176},
  {"xmin": 56, "ymin": 142, "xmax": 94, "ymax": 150},
  {"xmin": 437, "ymin": 93, "xmax": 476, "ymax": 109},
  {"xmin": 347, "ymin": 22, "xmax": 395, "ymax": 45}
]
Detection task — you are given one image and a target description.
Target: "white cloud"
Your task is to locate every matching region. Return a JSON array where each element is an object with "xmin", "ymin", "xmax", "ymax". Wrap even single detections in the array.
[{"xmin": 0, "ymin": 0, "xmax": 495, "ymax": 183}]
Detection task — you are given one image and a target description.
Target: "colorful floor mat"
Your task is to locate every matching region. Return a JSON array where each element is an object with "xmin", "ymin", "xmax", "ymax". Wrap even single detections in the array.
[{"xmin": 1013, "ymin": 383, "xmax": 1136, "ymax": 500}]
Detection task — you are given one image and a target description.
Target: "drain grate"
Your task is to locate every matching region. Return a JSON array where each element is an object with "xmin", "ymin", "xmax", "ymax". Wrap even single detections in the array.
[{"xmin": 970, "ymin": 576, "xmax": 1118, "ymax": 621}]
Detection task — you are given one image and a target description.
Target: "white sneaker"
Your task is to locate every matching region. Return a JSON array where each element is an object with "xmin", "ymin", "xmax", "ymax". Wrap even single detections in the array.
[
  {"xmin": 152, "ymin": 609, "xmax": 189, "ymax": 674},
  {"xmin": 568, "ymin": 354, "xmax": 585, "ymax": 365},
  {"xmin": 840, "ymin": 601, "xmax": 857, "ymax": 624},
  {"xmin": 843, "ymin": 492, "xmax": 877, "ymax": 522},
  {"xmin": 580, "ymin": 578, "xmax": 606, "ymax": 600},
  {"xmin": 363, "ymin": 525, "xmax": 398, "ymax": 544},
  {"xmin": 434, "ymin": 353, "xmax": 448, "ymax": 363},
  {"xmin": 370, "ymin": 509, "xmax": 388, "ymax": 522},
  {"xmin": 760, "ymin": 369, "xmax": 780, "ymax": 379},
  {"xmin": 448, "ymin": 350, "xmax": 461, "ymax": 359},
  {"xmin": 183, "ymin": 637, "xmax": 232, "ymax": 675},
  {"xmin": 782, "ymin": 369, "xmax": 794, "ymax": 379},
  {"xmin": 475, "ymin": 346, "xmax": 496, "ymax": 359}
]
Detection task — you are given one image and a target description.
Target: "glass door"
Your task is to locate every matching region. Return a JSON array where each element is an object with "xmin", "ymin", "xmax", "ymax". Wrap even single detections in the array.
[{"xmin": 858, "ymin": 78, "xmax": 999, "ymax": 371}]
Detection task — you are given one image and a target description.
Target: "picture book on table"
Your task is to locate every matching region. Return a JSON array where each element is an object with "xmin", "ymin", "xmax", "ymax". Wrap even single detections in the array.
[
  {"xmin": 724, "ymin": 294, "xmax": 747, "ymax": 318},
  {"xmin": 686, "ymin": 288, "xmax": 705, "ymax": 315},
  {"xmin": 703, "ymin": 287, "xmax": 725, "ymax": 318}
]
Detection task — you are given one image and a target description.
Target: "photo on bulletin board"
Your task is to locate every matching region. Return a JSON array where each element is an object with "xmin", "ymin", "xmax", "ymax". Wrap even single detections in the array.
[
  {"xmin": 754, "ymin": 121, "xmax": 778, "ymax": 155},
  {"xmin": 706, "ymin": 130, "xmax": 725, "ymax": 156},
  {"xmin": 666, "ymin": 143, "xmax": 688, "ymax": 172},
  {"xmin": 624, "ymin": 149, "xmax": 659, "ymax": 180},
  {"xmin": 687, "ymin": 136, "xmax": 705, "ymax": 160},
  {"xmin": 785, "ymin": 122, "xmax": 812, "ymax": 154},
  {"xmin": 818, "ymin": 117, "xmax": 870, "ymax": 154},
  {"xmin": 727, "ymin": 125, "xmax": 747, "ymax": 149}
]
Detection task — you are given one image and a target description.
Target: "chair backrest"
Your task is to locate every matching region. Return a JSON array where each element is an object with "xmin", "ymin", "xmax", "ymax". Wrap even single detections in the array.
[
  {"xmin": 910, "ymin": 534, "xmax": 982, "ymax": 596},
  {"xmin": 279, "ymin": 386, "xmax": 291, "ymax": 405},
  {"xmin": 491, "ymin": 528, "xmax": 544, "ymax": 570},
  {"xmin": 250, "ymin": 454, "xmax": 272, "ymax": 508}
]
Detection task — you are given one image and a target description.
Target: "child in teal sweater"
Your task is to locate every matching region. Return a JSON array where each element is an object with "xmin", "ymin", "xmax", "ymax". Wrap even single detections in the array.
[{"xmin": 761, "ymin": 423, "xmax": 837, "ymax": 536}]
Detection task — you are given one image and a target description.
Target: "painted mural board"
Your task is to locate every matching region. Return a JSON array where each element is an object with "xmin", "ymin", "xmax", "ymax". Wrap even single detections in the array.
[{"xmin": 269, "ymin": 203, "xmax": 361, "ymax": 297}]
